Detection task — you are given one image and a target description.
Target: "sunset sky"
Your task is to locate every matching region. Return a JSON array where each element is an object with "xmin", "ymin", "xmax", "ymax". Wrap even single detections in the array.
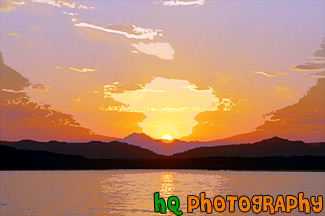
[{"xmin": 0, "ymin": 0, "xmax": 324, "ymax": 142}]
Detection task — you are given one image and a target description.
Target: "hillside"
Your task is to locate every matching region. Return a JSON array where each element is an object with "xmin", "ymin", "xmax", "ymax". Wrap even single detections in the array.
[
  {"xmin": 120, "ymin": 133, "xmax": 232, "ymax": 155},
  {"xmin": 1, "ymin": 145, "xmax": 324, "ymax": 170},
  {"xmin": 172, "ymin": 137, "xmax": 325, "ymax": 158},
  {"xmin": 0, "ymin": 140, "xmax": 162, "ymax": 159}
]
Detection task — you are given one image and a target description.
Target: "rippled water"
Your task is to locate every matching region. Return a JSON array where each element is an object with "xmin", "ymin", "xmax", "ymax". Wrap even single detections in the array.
[{"xmin": 0, "ymin": 170, "xmax": 324, "ymax": 215}]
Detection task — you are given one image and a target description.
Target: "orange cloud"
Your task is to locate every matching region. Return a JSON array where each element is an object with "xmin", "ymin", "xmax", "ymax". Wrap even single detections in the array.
[
  {"xmin": 225, "ymin": 78, "xmax": 325, "ymax": 143},
  {"xmin": 8, "ymin": 32, "xmax": 20, "ymax": 36},
  {"xmin": 0, "ymin": 53, "xmax": 113, "ymax": 142},
  {"xmin": 275, "ymin": 86, "xmax": 290, "ymax": 92}
]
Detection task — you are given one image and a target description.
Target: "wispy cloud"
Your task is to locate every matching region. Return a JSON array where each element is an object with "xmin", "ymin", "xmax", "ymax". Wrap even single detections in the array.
[
  {"xmin": 31, "ymin": 0, "xmax": 94, "ymax": 9},
  {"xmin": 290, "ymin": 40, "xmax": 325, "ymax": 72},
  {"xmin": 162, "ymin": 0, "xmax": 205, "ymax": 7},
  {"xmin": 29, "ymin": 25, "xmax": 40, "ymax": 34},
  {"xmin": 75, "ymin": 22, "xmax": 162, "ymax": 40},
  {"xmin": 132, "ymin": 42, "xmax": 175, "ymax": 60},
  {"xmin": 289, "ymin": 63, "xmax": 325, "ymax": 72},
  {"xmin": 1, "ymin": 83, "xmax": 50, "ymax": 93},
  {"xmin": 1, "ymin": 0, "xmax": 93, "ymax": 12},
  {"xmin": 0, "ymin": 0, "xmax": 25, "ymax": 12},
  {"xmin": 69, "ymin": 67, "xmax": 95, "ymax": 73},
  {"xmin": 275, "ymin": 86, "xmax": 291, "ymax": 92},
  {"xmin": 8, "ymin": 32, "xmax": 20, "ymax": 36},
  {"xmin": 252, "ymin": 71, "xmax": 288, "ymax": 77}
]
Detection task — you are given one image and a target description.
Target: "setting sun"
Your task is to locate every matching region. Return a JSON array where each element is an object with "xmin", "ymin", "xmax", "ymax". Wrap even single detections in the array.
[{"xmin": 162, "ymin": 134, "xmax": 173, "ymax": 141}]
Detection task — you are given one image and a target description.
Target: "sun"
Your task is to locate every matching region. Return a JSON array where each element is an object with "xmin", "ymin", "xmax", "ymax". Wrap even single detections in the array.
[{"xmin": 162, "ymin": 134, "xmax": 173, "ymax": 141}]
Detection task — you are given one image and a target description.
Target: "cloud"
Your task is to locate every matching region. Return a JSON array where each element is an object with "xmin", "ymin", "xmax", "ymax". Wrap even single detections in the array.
[
  {"xmin": 29, "ymin": 84, "xmax": 50, "ymax": 92},
  {"xmin": 31, "ymin": 0, "xmax": 94, "ymax": 9},
  {"xmin": 102, "ymin": 77, "xmax": 235, "ymax": 139},
  {"xmin": 290, "ymin": 40, "xmax": 325, "ymax": 72},
  {"xmin": 1, "ymin": 0, "xmax": 94, "ymax": 12},
  {"xmin": 8, "ymin": 32, "xmax": 20, "ymax": 36},
  {"xmin": 29, "ymin": 25, "xmax": 40, "ymax": 34},
  {"xmin": 75, "ymin": 22, "xmax": 162, "ymax": 40},
  {"xmin": 225, "ymin": 78, "xmax": 325, "ymax": 143},
  {"xmin": 0, "ymin": 53, "xmax": 112, "ymax": 141},
  {"xmin": 2, "ymin": 83, "xmax": 50, "ymax": 93},
  {"xmin": 103, "ymin": 82, "xmax": 142, "ymax": 94},
  {"xmin": 74, "ymin": 21, "xmax": 174, "ymax": 60},
  {"xmin": 252, "ymin": 71, "xmax": 288, "ymax": 77},
  {"xmin": 275, "ymin": 86, "xmax": 291, "ymax": 92},
  {"xmin": 289, "ymin": 63, "xmax": 325, "ymax": 72},
  {"xmin": 162, "ymin": 0, "xmax": 205, "ymax": 6},
  {"xmin": 69, "ymin": 67, "xmax": 95, "ymax": 73},
  {"xmin": 62, "ymin": 11, "xmax": 78, "ymax": 16},
  {"xmin": 132, "ymin": 42, "xmax": 175, "ymax": 60},
  {"xmin": 0, "ymin": 0, "xmax": 25, "ymax": 12},
  {"xmin": 71, "ymin": 96, "xmax": 80, "ymax": 102}
]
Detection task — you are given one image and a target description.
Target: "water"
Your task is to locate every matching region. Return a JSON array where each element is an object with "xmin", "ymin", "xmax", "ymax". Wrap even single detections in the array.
[{"xmin": 0, "ymin": 170, "xmax": 324, "ymax": 215}]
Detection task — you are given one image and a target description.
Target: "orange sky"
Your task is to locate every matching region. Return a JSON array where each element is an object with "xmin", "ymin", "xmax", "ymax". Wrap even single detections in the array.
[{"xmin": 0, "ymin": 0, "xmax": 324, "ymax": 142}]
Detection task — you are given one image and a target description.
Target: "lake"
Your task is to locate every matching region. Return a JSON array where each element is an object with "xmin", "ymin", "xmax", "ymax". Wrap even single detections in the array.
[{"xmin": 0, "ymin": 170, "xmax": 324, "ymax": 215}]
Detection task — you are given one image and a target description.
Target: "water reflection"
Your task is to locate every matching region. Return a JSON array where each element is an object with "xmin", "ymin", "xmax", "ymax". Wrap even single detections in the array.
[
  {"xmin": 0, "ymin": 170, "xmax": 323, "ymax": 215},
  {"xmin": 160, "ymin": 172, "xmax": 175, "ymax": 199}
]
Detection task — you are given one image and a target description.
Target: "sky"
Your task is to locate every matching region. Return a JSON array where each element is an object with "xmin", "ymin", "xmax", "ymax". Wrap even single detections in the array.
[{"xmin": 0, "ymin": 0, "xmax": 324, "ymax": 142}]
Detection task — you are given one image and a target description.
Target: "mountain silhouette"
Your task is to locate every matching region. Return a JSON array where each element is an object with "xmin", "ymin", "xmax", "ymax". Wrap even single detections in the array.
[
  {"xmin": 172, "ymin": 137, "xmax": 325, "ymax": 158},
  {"xmin": 1, "ymin": 137, "xmax": 324, "ymax": 159},
  {"xmin": 1, "ymin": 145, "xmax": 324, "ymax": 170},
  {"xmin": 0, "ymin": 140, "xmax": 162, "ymax": 159},
  {"xmin": 120, "ymin": 133, "xmax": 232, "ymax": 155}
]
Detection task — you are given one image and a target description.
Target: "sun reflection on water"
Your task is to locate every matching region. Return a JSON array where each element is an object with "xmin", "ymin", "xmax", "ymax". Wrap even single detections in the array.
[{"xmin": 159, "ymin": 172, "xmax": 175, "ymax": 199}]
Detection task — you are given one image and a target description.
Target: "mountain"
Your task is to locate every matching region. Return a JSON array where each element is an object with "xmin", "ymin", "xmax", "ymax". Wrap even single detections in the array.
[
  {"xmin": 172, "ymin": 137, "xmax": 325, "ymax": 158},
  {"xmin": 1, "ymin": 137, "xmax": 323, "ymax": 160},
  {"xmin": 120, "ymin": 133, "xmax": 232, "ymax": 155},
  {"xmin": 0, "ymin": 140, "xmax": 162, "ymax": 159},
  {"xmin": 1, "ymin": 145, "xmax": 324, "ymax": 170}
]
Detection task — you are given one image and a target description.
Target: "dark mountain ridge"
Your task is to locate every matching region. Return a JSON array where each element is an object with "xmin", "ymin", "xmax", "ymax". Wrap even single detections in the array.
[
  {"xmin": 1, "ymin": 145, "xmax": 324, "ymax": 171},
  {"xmin": 1, "ymin": 137, "xmax": 324, "ymax": 160},
  {"xmin": 0, "ymin": 139, "xmax": 162, "ymax": 159},
  {"xmin": 120, "ymin": 133, "xmax": 232, "ymax": 155},
  {"xmin": 172, "ymin": 137, "xmax": 325, "ymax": 158}
]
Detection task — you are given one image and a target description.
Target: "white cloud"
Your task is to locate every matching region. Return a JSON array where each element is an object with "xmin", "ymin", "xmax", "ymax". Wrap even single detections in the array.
[
  {"xmin": 132, "ymin": 42, "xmax": 175, "ymax": 60},
  {"xmin": 103, "ymin": 77, "xmax": 234, "ymax": 113},
  {"xmin": 252, "ymin": 71, "xmax": 288, "ymax": 77},
  {"xmin": 32, "ymin": 0, "xmax": 75, "ymax": 8},
  {"xmin": 75, "ymin": 22, "xmax": 162, "ymax": 40},
  {"xmin": 69, "ymin": 67, "xmax": 95, "ymax": 73},
  {"xmin": 162, "ymin": 0, "xmax": 205, "ymax": 6}
]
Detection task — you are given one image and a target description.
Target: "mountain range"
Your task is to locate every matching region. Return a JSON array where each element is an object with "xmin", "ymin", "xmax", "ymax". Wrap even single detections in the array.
[
  {"xmin": 0, "ymin": 140, "xmax": 162, "ymax": 159},
  {"xmin": 1, "ymin": 145, "xmax": 324, "ymax": 170},
  {"xmin": 1, "ymin": 137, "xmax": 324, "ymax": 159},
  {"xmin": 119, "ymin": 133, "xmax": 232, "ymax": 155}
]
